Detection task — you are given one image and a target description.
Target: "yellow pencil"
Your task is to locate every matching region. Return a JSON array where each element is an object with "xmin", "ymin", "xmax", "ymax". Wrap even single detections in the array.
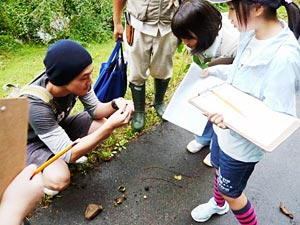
[
  {"xmin": 211, "ymin": 90, "xmax": 245, "ymax": 116},
  {"xmin": 30, "ymin": 141, "xmax": 79, "ymax": 180}
]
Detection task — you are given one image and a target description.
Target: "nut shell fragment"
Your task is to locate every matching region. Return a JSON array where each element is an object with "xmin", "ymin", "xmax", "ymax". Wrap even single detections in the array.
[
  {"xmin": 114, "ymin": 197, "xmax": 123, "ymax": 206},
  {"xmin": 85, "ymin": 203, "xmax": 103, "ymax": 220}
]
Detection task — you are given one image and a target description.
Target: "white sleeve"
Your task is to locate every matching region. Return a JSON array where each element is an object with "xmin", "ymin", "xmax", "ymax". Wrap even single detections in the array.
[
  {"xmin": 263, "ymin": 47, "xmax": 300, "ymax": 116},
  {"xmin": 209, "ymin": 64, "xmax": 233, "ymax": 81},
  {"xmin": 38, "ymin": 126, "xmax": 73, "ymax": 163}
]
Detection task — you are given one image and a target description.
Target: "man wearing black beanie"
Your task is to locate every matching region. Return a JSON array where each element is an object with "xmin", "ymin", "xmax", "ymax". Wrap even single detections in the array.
[
  {"xmin": 44, "ymin": 39, "xmax": 93, "ymax": 86},
  {"xmin": 25, "ymin": 39, "xmax": 134, "ymax": 196}
]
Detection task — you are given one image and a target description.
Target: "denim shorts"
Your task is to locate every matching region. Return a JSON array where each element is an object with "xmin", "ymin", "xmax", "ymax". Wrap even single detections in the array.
[
  {"xmin": 27, "ymin": 111, "xmax": 93, "ymax": 166},
  {"xmin": 211, "ymin": 133, "xmax": 258, "ymax": 198}
]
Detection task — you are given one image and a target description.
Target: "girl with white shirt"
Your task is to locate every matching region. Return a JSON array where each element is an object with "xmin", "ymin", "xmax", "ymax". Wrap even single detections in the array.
[{"xmin": 189, "ymin": 0, "xmax": 300, "ymax": 224}]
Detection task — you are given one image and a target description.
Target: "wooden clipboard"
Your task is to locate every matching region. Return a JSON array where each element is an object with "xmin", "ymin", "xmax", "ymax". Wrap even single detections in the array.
[
  {"xmin": 0, "ymin": 98, "xmax": 28, "ymax": 197},
  {"xmin": 188, "ymin": 77, "xmax": 300, "ymax": 152}
]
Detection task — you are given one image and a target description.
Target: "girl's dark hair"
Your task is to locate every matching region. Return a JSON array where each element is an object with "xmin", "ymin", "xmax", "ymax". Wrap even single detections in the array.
[
  {"xmin": 230, "ymin": 0, "xmax": 254, "ymax": 27},
  {"xmin": 281, "ymin": 0, "xmax": 300, "ymax": 39},
  {"xmin": 171, "ymin": 0, "xmax": 222, "ymax": 54},
  {"xmin": 231, "ymin": 0, "xmax": 300, "ymax": 39}
]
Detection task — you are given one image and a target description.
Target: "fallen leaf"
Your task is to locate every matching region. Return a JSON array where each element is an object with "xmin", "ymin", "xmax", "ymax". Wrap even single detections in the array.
[
  {"xmin": 279, "ymin": 202, "xmax": 294, "ymax": 219},
  {"xmin": 174, "ymin": 175, "xmax": 182, "ymax": 180}
]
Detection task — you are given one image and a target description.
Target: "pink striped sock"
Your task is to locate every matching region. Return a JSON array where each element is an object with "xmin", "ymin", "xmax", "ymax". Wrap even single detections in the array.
[
  {"xmin": 213, "ymin": 175, "xmax": 225, "ymax": 207},
  {"xmin": 233, "ymin": 200, "xmax": 259, "ymax": 225}
]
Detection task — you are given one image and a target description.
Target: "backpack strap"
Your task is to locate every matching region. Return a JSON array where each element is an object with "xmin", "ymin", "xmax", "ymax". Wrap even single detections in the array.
[
  {"xmin": 19, "ymin": 84, "xmax": 57, "ymax": 114},
  {"xmin": 19, "ymin": 85, "xmax": 53, "ymax": 103}
]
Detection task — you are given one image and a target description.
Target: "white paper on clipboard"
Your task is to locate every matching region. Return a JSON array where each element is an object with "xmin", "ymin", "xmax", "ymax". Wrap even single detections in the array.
[{"xmin": 163, "ymin": 63, "xmax": 212, "ymax": 136}]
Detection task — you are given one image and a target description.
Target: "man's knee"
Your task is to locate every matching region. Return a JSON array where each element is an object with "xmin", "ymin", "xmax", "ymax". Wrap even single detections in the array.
[{"xmin": 42, "ymin": 160, "xmax": 71, "ymax": 191}]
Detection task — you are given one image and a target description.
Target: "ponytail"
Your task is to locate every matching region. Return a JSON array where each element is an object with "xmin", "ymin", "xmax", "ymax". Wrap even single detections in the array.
[{"xmin": 281, "ymin": 0, "xmax": 300, "ymax": 39}]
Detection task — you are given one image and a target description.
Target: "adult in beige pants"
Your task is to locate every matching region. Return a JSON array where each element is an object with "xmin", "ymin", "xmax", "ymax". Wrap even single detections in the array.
[{"xmin": 113, "ymin": 0, "xmax": 179, "ymax": 132}]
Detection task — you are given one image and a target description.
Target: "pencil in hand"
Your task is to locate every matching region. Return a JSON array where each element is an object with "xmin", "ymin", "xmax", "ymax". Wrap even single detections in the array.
[{"xmin": 30, "ymin": 140, "xmax": 79, "ymax": 180}]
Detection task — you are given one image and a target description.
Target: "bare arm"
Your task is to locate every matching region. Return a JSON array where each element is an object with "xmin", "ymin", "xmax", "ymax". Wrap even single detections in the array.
[
  {"xmin": 113, "ymin": 0, "xmax": 126, "ymax": 41},
  {"xmin": 0, "ymin": 165, "xmax": 43, "ymax": 225},
  {"xmin": 70, "ymin": 98, "xmax": 134, "ymax": 162},
  {"xmin": 69, "ymin": 104, "xmax": 133, "ymax": 162},
  {"xmin": 208, "ymin": 57, "xmax": 234, "ymax": 67}
]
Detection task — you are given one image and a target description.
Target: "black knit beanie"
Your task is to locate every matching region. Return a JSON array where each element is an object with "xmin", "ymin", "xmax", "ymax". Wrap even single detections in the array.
[{"xmin": 43, "ymin": 39, "xmax": 92, "ymax": 86}]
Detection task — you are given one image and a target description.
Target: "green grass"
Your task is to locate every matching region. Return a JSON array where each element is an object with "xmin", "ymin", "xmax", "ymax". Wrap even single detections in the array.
[{"xmin": 0, "ymin": 41, "xmax": 117, "ymax": 98}]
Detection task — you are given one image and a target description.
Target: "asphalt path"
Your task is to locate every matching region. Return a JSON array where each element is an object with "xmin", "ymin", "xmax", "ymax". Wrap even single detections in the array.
[{"xmin": 30, "ymin": 119, "xmax": 300, "ymax": 225}]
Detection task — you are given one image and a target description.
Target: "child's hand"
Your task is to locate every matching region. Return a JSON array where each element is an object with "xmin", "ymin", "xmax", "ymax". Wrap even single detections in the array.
[
  {"xmin": 200, "ymin": 68, "xmax": 210, "ymax": 78},
  {"xmin": 207, "ymin": 112, "xmax": 227, "ymax": 129}
]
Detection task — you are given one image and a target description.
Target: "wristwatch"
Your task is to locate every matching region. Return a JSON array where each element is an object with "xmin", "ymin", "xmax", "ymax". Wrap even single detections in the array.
[{"xmin": 111, "ymin": 99, "xmax": 119, "ymax": 110}]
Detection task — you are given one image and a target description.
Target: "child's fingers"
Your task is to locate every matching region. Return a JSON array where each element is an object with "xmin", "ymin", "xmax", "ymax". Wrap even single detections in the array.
[{"xmin": 200, "ymin": 69, "xmax": 209, "ymax": 78}]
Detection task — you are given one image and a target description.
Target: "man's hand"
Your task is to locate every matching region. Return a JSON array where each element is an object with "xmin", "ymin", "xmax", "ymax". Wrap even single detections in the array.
[
  {"xmin": 107, "ymin": 104, "xmax": 133, "ymax": 129},
  {"xmin": 114, "ymin": 98, "xmax": 134, "ymax": 115},
  {"xmin": 113, "ymin": 24, "xmax": 124, "ymax": 41},
  {"xmin": 112, "ymin": 0, "xmax": 126, "ymax": 41},
  {"xmin": 107, "ymin": 98, "xmax": 134, "ymax": 128}
]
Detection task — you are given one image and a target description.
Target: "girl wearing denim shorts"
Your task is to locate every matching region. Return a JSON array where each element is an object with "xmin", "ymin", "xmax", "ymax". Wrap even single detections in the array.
[{"xmin": 190, "ymin": 0, "xmax": 300, "ymax": 224}]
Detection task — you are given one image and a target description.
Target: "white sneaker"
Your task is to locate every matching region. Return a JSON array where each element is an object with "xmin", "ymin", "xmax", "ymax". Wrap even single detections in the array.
[
  {"xmin": 44, "ymin": 187, "xmax": 59, "ymax": 196},
  {"xmin": 75, "ymin": 156, "xmax": 88, "ymax": 164},
  {"xmin": 203, "ymin": 153, "xmax": 212, "ymax": 167},
  {"xmin": 191, "ymin": 197, "xmax": 229, "ymax": 222},
  {"xmin": 186, "ymin": 140, "xmax": 207, "ymax": 153}
]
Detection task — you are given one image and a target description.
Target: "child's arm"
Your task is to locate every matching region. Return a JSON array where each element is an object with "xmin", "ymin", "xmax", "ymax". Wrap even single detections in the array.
[
  {"xmin": 0, "ymin": 165, "xmax": 44, "ymax": 225},
  {"xmin": 200, "ymin": 64, "xmax": 233, "ymax": 81}
]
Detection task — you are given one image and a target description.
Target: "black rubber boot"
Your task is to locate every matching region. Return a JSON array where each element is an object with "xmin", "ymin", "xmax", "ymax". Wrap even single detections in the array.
[
  {"xmin": 129, "ymin": 82, "xmax": 145, "ymax": 132},
  {"xmin": 154, "ymin": 78, "xmax": 170, "ymax": 117}
]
